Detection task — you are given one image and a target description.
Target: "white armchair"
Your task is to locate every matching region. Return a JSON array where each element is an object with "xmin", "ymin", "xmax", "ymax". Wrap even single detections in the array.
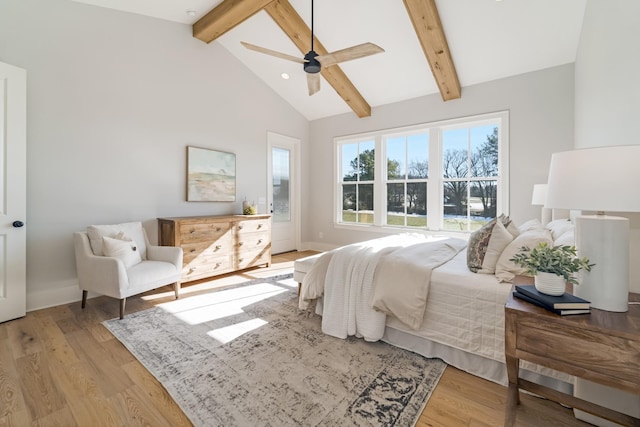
[{"xmin": 73, "ymin": 221, "xmax": 183, "ymax": 319}]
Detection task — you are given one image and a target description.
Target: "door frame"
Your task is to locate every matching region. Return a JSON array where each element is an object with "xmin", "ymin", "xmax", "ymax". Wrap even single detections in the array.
[{"xmin": 267, "ymin": 131, "xmax": 301, "ymax": 253}]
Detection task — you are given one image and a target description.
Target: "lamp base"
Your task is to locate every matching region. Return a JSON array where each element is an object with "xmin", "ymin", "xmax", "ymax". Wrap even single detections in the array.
[{"xmin": 574, "ymin": 215, "xmax": 629, "ymax": 312}]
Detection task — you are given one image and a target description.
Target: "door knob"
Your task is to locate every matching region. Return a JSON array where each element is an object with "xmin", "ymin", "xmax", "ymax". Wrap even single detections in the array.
[{"xmin": 12, "ymin": 220, "xmax": 24, "ymax": 228}]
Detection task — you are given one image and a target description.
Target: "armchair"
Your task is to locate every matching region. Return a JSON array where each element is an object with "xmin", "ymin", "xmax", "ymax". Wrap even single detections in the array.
[{"xmin": 73, "ymin": 221, "xmax": 183, "ymax": 319}]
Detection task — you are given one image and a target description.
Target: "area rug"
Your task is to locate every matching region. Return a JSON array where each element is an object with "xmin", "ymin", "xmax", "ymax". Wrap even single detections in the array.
[{"xmin": 104, "ymin": 273, "xmax": 446, "ymax": 426}]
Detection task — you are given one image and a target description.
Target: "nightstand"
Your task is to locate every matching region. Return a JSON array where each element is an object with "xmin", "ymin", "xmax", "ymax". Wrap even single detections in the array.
[{"xmin": 504, "ymin": 280, "xmax": 640, "ymax": 426}]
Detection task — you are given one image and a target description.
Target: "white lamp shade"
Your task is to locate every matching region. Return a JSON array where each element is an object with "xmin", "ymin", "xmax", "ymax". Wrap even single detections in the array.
[
  {"xmin": 545, "ymin": 145, "xmax": 640, "ymax": 212},
  {"xmin": 531, "ymin": 184, "xmax": 548, "ymax": 205}
]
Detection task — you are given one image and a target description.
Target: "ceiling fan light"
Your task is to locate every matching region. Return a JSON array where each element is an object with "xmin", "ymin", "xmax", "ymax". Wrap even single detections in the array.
[{"xmin": 303, "ymin": 51, "xmax": 321, "ymax": 73}]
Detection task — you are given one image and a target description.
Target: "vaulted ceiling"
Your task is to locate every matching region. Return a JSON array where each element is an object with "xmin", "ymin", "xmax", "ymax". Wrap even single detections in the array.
[{"xmin": 71, "ymin": 0, "xmax": 587, "ymax": 120}]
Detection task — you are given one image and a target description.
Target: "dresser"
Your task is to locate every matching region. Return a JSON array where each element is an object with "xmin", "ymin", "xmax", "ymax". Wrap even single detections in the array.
[{"xmin": 157, "ymin": 215, "xmax": 271, "ymax": 283}]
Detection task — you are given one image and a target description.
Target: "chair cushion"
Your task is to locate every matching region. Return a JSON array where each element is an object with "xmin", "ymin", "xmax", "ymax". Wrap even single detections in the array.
[
  {"xmin": 102, "ymin": 235, "xmax": 142, "ymax": 269},
  {"xmin": 125, "ymin": 260, "xmax": 181, "ymax": 296},
  {"xmin": 87, "ymin": 221, "xmax": 147, "ymax": 259}
]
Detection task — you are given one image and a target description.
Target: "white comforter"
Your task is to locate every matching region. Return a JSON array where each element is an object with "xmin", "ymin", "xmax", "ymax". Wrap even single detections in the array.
[{"xmin": 299, "ymin": 234, "xmax": 466, "ymax": 341}]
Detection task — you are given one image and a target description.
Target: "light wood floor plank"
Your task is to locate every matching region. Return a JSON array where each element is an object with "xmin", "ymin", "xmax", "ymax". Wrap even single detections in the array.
[{"xmin": 1, "ymin": 251, "xmax": 593, "ymax": 426}]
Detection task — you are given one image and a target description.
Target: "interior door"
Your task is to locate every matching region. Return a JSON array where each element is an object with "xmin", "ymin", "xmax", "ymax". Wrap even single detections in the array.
[
  {"xmin": 267, "ymin": 132, "xmax": 300, "ymax": 254},
  {"xmin": 0, "ymin": 61, "xmax": 27, "ymax": 323}
]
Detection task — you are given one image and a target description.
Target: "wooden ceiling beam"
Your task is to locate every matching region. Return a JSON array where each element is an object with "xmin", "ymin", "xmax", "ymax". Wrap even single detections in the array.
[
  {"xmin": 264, "ymin": 0, "xmax": 372, "ymax": 118},
  {"xmin": 193, "ymin": 0, "xmax": 276, "ymax": 44},
  {"xmin": 403, "ymin": 0, "xmax": 461, "ymax": 101}
]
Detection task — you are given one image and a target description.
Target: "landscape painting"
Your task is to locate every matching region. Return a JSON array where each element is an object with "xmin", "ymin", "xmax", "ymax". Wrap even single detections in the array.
[{"xmin": 187, "ymin": 146, "xmax": 236, "ymax": 202}]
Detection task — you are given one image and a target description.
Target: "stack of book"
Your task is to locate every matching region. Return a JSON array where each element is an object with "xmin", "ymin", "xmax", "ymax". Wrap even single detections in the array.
[{"xmin": 513, "ymin": 284, "xmax": 591, "ymax": 315}]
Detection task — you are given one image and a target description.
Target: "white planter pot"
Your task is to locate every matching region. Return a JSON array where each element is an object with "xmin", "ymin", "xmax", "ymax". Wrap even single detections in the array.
[{"xmin": 534, "ymin": 272, "xmax": 566, "ymax": 296}]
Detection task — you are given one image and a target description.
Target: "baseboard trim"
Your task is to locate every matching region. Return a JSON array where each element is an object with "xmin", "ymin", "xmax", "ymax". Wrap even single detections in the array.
[{"xmin": 26, "ymin": 280, "xmax": 82, "ymax": 312}]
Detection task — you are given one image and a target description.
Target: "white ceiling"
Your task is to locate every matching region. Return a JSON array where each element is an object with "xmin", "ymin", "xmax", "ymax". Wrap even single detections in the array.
[{"xmin": 71, "ymin": 0, "xmax": 587, "ymax": 121}]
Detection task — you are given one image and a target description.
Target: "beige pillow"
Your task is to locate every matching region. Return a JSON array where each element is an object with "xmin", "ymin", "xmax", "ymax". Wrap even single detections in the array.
[
  {"xmin": 102, "ymin": 235, "xmax": 142, "ymax": 269},
  {"xmin": 478, "ymin": 220, "xmax": 514, "ymax": 274},
  {"xmin": 494, "ymin": 229, "xmax": 553, "ymax": 282},
  {"xmin": 517, "ymin": 218, "xmax": 543, "ymax": 233}
]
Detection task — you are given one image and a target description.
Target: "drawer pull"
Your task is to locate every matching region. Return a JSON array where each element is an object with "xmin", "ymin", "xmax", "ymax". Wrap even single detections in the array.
[
  {"xmin": 257, "ymin": 224, "xmax": 262, "ymax": 229},
  {"xmin": 238, "ymin": 225, "xmax": 244, "ymax": 230},
  {"xmin": 238, "ymin": 258, "xmax": 243, "ymax": 263},
  {"xmin": 215, "ymin": 262, "xmax": 221, "ymax": 268},
  {"xmin": 215, "ymin": 245, "xmax": 222, "ymax": 250},
  {"xmin": 216, "ymin": 227, "xmax": 222, "ymax": 232},
  {"xmin": 189, "ymin": 229, "xmax": 195, "ymax": 234},
  {"xmin": 190, "ymin": 249, "xmax": 196, "ymax": 253},
  {"xmin": 258, "ymin": 239, "xmax": 263, "ymax": 244}
]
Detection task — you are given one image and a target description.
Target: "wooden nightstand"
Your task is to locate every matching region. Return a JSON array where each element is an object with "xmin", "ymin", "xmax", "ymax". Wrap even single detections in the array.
[{"xmin": 504, "ymin": 280, "xmax": 640, "ymax": 427}]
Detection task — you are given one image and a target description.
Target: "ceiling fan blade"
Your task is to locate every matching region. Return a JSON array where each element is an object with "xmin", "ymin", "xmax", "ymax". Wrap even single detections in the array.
[
  {"xmin": 307, "ymin": 73, "xmax": 320, "ymax": 96},
  {"xmin": 316, "ymin": 43, "xmax": 384, "ymax": 68},
  {"xmin": 240, "ymin": 41, "xmax": 306, "ymax": 64}
]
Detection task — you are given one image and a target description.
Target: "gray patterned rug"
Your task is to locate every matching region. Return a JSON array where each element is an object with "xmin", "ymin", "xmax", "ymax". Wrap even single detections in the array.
[{"xmin": 104, "ymin": 273, "xmax": 446, "ymax": 426}]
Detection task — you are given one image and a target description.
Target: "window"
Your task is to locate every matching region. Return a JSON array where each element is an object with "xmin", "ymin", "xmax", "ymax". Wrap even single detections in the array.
[{"xmin": 335, "ymin": 111, "xmax": 508, "ymax": 233}]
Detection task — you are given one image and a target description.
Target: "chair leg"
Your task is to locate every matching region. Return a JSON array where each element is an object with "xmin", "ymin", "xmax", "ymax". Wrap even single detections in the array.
[
  {"xmin": 174, "ymin": 282, "xmax": 180, "ymax": 300},
  {"xmin": 119, "ymin": 298, "xmax": 126, "ymax": 320},
  {"xmin": 81, "ymin": 290, "xmax": 88, "ymax": 309}
]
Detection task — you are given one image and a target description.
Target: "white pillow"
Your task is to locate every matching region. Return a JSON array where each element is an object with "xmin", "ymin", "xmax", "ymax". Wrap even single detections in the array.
[
  {"xmin": 478, "ymin": 220, "xmax": 514, "ymax": 274},
  {"xmin": 517, "ymin": 218, "xmax": 543, "ymax": 233},
  {"xmin": 554, "ymin": 229, "xmax": 575, "ymax": 246},
  {"xmin": 545, "ymin": 218, "xmax": 574, "ymax": 241},
  {"xmin": 494, "ymin": 229, "xmax": 553, "ymax": 282},
  {"xmin": 87, "ymin": 221, "xmax": 147, "ymax": 259},
  {"xmin": 102, "ymin": 235, "xmax": 142, "ymax": 269}
]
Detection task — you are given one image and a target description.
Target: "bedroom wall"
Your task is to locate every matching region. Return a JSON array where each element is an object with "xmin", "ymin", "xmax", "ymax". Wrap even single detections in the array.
[
  {"xmin": 0, "ymin": 0, "xmax": 309, "ymax": 310},
  {"xmin": 304, "ymin": 64, "xmax": 576, "ymax": 249},
  {"xmin": 574, "ymin": 0, "xmax": 640, "ymax": 292}
]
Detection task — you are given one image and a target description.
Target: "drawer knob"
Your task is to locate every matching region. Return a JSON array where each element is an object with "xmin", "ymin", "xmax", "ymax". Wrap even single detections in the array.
[
  {"xmin": 258, "ymin": 239, "xmax": 263, "ymax": 244},
  {"xmin": 215, "ymin": 262, "xmax": 221, "ymax": 267},
  {"xmin": 238, "ymin": 258, "xmax": 243, "ymax": 263},
  {"xmin": 257, "ymin": 224, "xmax": 262, "ymax": 229},
  {"xmin": 216, "ymin": 227, "xmax": 222, "ymax": 232},
  {"xmin": 215, "ymin": 245, "xmax": 222, "ymax": 250},
  {"xmin": 238, "ymin": 242, "xmax": 244, "ymax": 246},
  {"xmin": 189, "ymin": 229, "xmax": 195, "ymax": 234},
  {"xmin": 190, "ymin": 249, "xmax": 196, "ymax": 253}
]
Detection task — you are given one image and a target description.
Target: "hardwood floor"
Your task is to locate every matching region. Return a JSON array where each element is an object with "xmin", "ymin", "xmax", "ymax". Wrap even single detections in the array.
[{"xmin": 0, "ymin": 251, "xmax": 590, "ymax": 426}]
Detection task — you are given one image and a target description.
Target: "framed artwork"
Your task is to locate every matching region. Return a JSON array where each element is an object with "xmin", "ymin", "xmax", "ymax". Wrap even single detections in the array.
[{"xmin": 187, "ymin": 146, "xmax": 236, "ymax": 202}]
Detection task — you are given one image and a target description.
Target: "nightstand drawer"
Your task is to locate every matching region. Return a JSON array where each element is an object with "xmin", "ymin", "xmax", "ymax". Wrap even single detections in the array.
[{"xmin": 517, "ymin": 317, "xmax": 640, "ymax": 384}]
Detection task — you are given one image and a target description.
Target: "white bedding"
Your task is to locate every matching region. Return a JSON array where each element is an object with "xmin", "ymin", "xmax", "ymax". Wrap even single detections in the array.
[{"xmin": 300, "ymin": 234, "xmax": 465, "ymax": 341}]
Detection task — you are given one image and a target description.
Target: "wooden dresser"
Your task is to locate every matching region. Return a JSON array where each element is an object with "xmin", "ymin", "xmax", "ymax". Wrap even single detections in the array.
[{"xmin": 157, "ymin": 214, "xmax": 271, "ymax": 283}]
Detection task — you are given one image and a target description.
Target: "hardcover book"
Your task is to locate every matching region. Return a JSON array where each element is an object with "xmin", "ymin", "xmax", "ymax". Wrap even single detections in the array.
[
  {"xmin": 513, "ymin": 291, "xmax": 591, "ymax": 316},
  {"xmin": 514, "ymin": 284, "xmax": 590, "ymax": 309}
]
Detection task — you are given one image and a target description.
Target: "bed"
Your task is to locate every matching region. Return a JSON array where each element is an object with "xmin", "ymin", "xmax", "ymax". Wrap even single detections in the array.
[{"xmin": 297, "ymin": 217, "xmax": 577, "ymax": 391}]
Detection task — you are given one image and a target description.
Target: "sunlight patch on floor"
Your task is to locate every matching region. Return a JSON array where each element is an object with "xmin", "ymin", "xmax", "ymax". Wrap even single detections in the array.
[
  {"xmin": 207, "ymin": 318, "xmax": 268, "ymax": 344},
  {"xmin": 157, "ymin": 282, "xmax": 287, "ymax": 325}
]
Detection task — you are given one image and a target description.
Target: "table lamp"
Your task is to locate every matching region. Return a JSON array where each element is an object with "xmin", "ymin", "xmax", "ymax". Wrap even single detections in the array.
[
  {"xmin": 545, "ymin": 145, "xmax": 640, "ymax": 312},
  {"xmin": 531, "ymin": 184, "xmax": 551, "ymax": 224}
]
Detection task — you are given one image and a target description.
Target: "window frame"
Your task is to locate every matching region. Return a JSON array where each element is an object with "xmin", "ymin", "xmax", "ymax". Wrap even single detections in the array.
[{"xmin": 333, "ymin": 111, "xmax": 509, "ymax": 235}]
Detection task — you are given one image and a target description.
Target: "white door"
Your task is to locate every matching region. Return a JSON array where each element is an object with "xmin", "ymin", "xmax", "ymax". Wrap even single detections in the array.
[
  {"xmin": 0, "ymin": 62, "xmax": 27, "ymax": 323},
  {"xmin": 267, "ymin": 132, "xmax": 300, "ymax": 254}
]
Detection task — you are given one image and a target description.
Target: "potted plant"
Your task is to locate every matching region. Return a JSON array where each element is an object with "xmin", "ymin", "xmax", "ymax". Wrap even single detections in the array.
[{"xmin": 510, "ymin": 243, "xmax": 594, "ymax": 295}]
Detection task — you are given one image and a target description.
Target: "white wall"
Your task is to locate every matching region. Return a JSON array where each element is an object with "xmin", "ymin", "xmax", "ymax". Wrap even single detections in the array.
[
  {"xmin": 304, "ymin": 64, "xmax": 576, "ymax": 248},
  {"xmin": 574, "ymin": 0, "xmax": 640, "ymax": 293},
  {"xmin": 0, "ymin": 0, "xmax": 309, "ymax": 310}
]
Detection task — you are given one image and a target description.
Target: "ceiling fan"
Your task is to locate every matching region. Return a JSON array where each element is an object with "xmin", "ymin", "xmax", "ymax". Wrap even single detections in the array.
[{"xmin": 241, "ymin": 0, "xmax": 384, "ymax": 96}]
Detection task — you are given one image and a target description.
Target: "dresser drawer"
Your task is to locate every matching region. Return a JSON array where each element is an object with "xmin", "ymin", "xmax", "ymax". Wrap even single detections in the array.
[
  {"xmin": 183, "ymin": 255, "xmax": 233, "ymax": 281},
  {"xmin": 182, "ymin": 237, "xmax": 233, "ymax": 264},
  {"xmin": 237, "ymin": 231, "xmax": 270, "ymax": 251},
  {"xmin": 179, "ymin": 222, "xmax": 231, "ymax": 243},
  {"xmin": 236, "ymin": 219, "xmax": 270, "ymax": 234},
  {"xmin": 237, "ymin": 249, "xmax": 271, "ymax": 270}
]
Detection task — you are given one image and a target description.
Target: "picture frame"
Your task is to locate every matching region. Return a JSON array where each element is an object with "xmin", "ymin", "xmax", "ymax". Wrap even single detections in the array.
[{"xmin": 186, "ymin": 146, "xmax": 236, "ymax": 202}]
